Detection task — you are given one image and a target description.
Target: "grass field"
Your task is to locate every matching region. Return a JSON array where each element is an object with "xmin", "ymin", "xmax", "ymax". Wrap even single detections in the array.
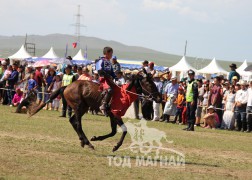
[{"xmin": 0, "ymin": 105, "xmax": 252, "ymax": 180}]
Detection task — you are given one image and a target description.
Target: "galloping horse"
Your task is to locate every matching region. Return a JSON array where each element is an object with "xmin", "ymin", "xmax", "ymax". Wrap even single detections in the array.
[{"xmin": 30, "ymin": 70, "xmax": 162, "ymax": 152}]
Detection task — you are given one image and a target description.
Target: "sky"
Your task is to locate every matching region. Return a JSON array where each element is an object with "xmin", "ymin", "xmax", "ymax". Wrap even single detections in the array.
[{"xmin": 0, "ymin": 0, "xmax": 251, "ymax": 61}]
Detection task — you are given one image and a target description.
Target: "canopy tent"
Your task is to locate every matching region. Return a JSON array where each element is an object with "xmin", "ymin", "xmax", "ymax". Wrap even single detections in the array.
[
  {"xmin": 169, "ymin": 56, "xmax": 196, "ymax": 72},
  {"xmin": 8, "ymin": 45, "xmax": 32, "ymax": 60},
  {"xmin": 42, "ymin": 47, "xmax": 59, "ymax": 59},
  {"xmin": 73, "ymin": 49, "xmax": 85, "ymax": 60},
  {"xmin": 197, "ymin": 58, "xmax": 228, "ymax": 74},
  {"xmin": 236, "ymin": 60, "xmax": 252, "ymax": 76}
]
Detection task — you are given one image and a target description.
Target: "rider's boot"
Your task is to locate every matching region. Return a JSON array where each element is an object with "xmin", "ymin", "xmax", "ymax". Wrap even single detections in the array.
[{"xmin": 100, "ymin": 90, "xmax": 112, "ymax": 117}]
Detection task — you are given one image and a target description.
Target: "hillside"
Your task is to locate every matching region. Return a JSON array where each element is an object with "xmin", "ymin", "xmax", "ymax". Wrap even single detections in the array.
[{"xmin": 0, "ymin": 34, "xmax": 242, "ymax": 70}]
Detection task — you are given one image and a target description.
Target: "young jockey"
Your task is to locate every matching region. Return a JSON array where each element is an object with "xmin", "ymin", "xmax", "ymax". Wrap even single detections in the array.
[{"xmin": 96, "ymin": 47, "xmax": 117, "ymax": 115}]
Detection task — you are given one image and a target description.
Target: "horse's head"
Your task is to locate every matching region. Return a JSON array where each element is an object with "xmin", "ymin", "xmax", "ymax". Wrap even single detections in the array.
[
  {"xmin": 130, "ymin": 68, "xmax": 162, "ymax": 103},
  {"xmin": 27, "ymin": 89, "xmax": 37, "ymax": 101}
]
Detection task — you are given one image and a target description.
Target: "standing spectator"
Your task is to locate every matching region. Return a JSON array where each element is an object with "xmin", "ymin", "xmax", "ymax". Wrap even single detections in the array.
[
  {"xmin": 162, "ymin": 76, "xmax": 179, "ymax": 123},
  {"xmin": 44, "ymin": 67, "xmax": 56, "ymax": 110},
  {"xmin": 246, "ymin": 81, "xmax": 252, "ymax": 132},
  {"xmin": 78, "ymin": 67, "xmax": 93, "ymax": 81},
  {"xmin": 195, "ymin": 79, "xmax": 204, "ymax": 126},
  {"xmin": 34, "ymin": 66, "xmax": 46, "ymax": 104},
  {"xmin": 234, "ymin": 81, "xmax": 248, "ymax": 132},
  {"xmin": 16, "ymin": 65, "xmax": 25, "ymax": 90},
  {"xmin": 208, "ymin": 76, "xmax": 223, "ymax": 127},
  {"xmin": 50, "ymin": 75, "xmax": 62, "ymax": 111},
  {"xmin": 173, "ymin": 87, "xmax": 185, "ymax": 124},
  {"xmin": 23, "ymin": 65, "xmax": 33, "ymax": 97},
  {"xmin": 232, "ymin": 76, "xmax": 239, "ymax": 86},
  {"xmin": 92, "ymin": 71, "xmax": 100, "ymax": 84},
  {"xmin": 142, "ymin": 60, "xmax": 150, "ymax": 73},
  {"xmin": 222, "ymin": 85, "xmax": 236, "ymax": 130},
  {"xmin": 7, "ymin": 63, "xmax": 19, "ymax": 106},
  {"xmin": 75, "ymin": 66, "xmax": 83, "ymax": 80},
  {"xmin": 202, "ymin": 84, "xmax": 210, "ymax": 118},
  {"xmin": 27, "ymin": 73, "xmax": 37, "ymax": 92},
  {"xmin": 0, "ymin": 61, "xmax": 7, "ymax": 103},
  {"xmin": 228, "ymin": 63, "xmax": 240, "ymax": 83},
  {"xmin": 152, "ymin": 74, "xmax": 162, "ymax": 121},
  {"xmin": 160, "ymin": 72, "xmax": 171, "ymax": 119},
  {"xmin": 148, "ymin": 62, "xmax": 156, "ymax": 77},
  {"xmin": 60, "ymin": 65, "xmax": 76, "ymax": 118},
  {"xmin": 114, "ymin": 71, "xmax": 125, "ymax": 86},
  {"xmin": 183, "ymin": 70, "xmax": 198, "ymax": 131},
  {"xmin": 111, "ymin": 56, "xmax": 121, "ymax": 73}
]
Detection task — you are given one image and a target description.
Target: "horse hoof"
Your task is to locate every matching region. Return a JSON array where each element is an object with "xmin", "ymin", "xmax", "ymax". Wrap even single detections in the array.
[
  {"xmin": 88, "ymin": 144, "xmax": 95, "ymax": 150},
  {"xmin": 80, "ymin": 141, "xmax": 85, "ymax": 148},
  {"xmin": 112, "ymin": 146, "xmax": 119, "ymax": 152},
  {"xmin": 90, "ymin": 136, "xmax": 97, "ymax": 141}
]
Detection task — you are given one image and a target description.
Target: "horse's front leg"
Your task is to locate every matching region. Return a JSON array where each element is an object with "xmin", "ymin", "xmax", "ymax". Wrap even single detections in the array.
[
  {"xmin": 91, "ymin": 115, "xmax": 117, "ymax": 141},
  {"xmin": 112, "ymin": 117, "xmax": 127, "ymax": 152}
]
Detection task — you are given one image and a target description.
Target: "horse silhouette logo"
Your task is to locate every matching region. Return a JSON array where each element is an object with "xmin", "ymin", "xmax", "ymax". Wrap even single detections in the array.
[{"xmin": 119, "ymin": 120, "xmax": 175, "ymax": 155}]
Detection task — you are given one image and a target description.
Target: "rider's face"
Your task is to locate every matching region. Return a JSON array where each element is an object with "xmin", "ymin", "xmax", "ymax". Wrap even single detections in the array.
[{"xmin": 105, "ymin": 51, "xmax": 113, "ymax": 60}]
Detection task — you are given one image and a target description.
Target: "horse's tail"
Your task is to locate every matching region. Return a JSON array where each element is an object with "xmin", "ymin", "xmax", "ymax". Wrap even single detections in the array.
[{"xmin": 30, "ymin": 86, "xmax": 65, "ymax": 117}]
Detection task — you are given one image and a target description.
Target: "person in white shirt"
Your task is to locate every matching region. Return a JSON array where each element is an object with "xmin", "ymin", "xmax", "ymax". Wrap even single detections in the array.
[
  {"xmin": 234, "ymin": 80, "xmax": 248, "ymax": 132},
  {"xmin": 246, "ymin": 81, "xmax": 252, "ymax": 132},
  {"xmin": 142, "ymin": 60, "xmax": 150, "ymax": 74},
  {"xmin": 114, "ymin": 71, "xmax": 125, "ymax": 86},
  {"xmin": 152, "ymin": 74, "xmax": 163, "ymax": 121}
]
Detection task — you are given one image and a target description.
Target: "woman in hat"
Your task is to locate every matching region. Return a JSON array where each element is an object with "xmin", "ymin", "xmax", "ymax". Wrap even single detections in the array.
[
  {"xmin": 228, "ymin": 63, "xmax": 240, "ymax": 83},
  {"xmin": 203, "ymin": 105, "xmax": 219, "ymax": 129},
  {"xmin": 43, "ymin": 67, "xmax": 56, "ymax": 110}
]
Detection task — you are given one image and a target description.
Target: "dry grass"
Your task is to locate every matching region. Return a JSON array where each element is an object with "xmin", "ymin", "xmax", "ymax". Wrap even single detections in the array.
[{"xmin": 0, "ymin": 105, "xmax": 252, "ymax": 180}]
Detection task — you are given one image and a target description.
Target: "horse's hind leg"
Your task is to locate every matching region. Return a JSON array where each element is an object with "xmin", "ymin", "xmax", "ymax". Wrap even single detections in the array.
[
  {"xmin": 69, "ymin": 108, "xmax": 94, "ymax": 149},
  {"xmin": 91, "ymin": 116, "xmax": 117, "ymax": 141},
  {"xmin": 112, "ymin": 117, "xmax": 127, "ymax": 152}
]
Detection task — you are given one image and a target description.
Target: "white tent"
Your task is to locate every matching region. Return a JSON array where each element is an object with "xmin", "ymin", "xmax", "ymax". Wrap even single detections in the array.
[
  {"xmin": 8, "ymin": 45, "xmax": 32, "ymax": 60},
  {"xmin": 42, "ymin": 47, "xmax": 59, "ymax": 59},
  {"xmin": 197, "ymin": 58, "xmax": 228, "ymax": 74},
  {"xmin": 169, "ymin": 56, "xmax": 196, "ymax": 72},
  {"xmin": 236, "ymin": 59, "xmax": 252, "ymax": 80},
  {"xmin": 73, "ymin": 49, "xmax": 85, "ymax": 60}
]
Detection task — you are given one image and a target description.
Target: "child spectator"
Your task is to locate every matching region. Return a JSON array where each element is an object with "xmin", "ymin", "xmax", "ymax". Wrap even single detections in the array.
[
  {"xmin": 27, "ymin": 73, "xmax": 37, "ymax": 92},
  {"xmin": 12, "ymin": 88, "xmax": 23, "ymax": 107},
  {"xmin": 173, "ymin": 87, "xmax": 185, "ymax": 124}
]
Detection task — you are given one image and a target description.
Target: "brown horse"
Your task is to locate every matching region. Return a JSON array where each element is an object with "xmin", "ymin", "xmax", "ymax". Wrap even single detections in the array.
[{"xmin": 31, "ymin": 70, "xmax": 162, "ymax": 152}]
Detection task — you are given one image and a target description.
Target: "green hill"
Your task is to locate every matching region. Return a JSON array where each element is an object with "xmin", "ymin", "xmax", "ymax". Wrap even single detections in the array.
[{"xmin": 0, "ymin": 34, "xmax": 244, "ymax": 70}]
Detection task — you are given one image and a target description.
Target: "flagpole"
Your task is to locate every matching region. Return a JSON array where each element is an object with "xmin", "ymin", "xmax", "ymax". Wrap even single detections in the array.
[{"xmin": 65, "ymin": 43, "xmax": 68, "ymax": 58}]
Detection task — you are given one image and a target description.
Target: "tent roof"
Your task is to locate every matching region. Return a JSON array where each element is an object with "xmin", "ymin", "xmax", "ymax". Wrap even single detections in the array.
[
  {"xmin": 197, "ymin": 58, "xmax": 228, "ymax": 74},
  {"xmin": 236, "ymin": 60, "xmax": 252, "ymax": 75},
  {"xmin": 169, "ymin": 56, "xmax": 196, "ymax": 72},
  {"xmin": 73, "ymin": 49, "xmax": 85, "ymax": 60},
  {"xmin": 42, "ymin": 47, "xmax": 59, "ymax": 58},
  {"xmin": 8, "ymin": 45, "xmax": 32, "ymax": 60}
]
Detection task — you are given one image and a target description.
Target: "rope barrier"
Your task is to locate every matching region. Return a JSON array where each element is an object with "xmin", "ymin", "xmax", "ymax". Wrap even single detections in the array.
[{"xmin": 0, "ymin": 88, "xmax": 51, "ymax": 95}]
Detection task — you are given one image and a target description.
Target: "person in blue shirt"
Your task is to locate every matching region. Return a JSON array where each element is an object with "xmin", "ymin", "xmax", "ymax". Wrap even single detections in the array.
[
  {"xmin": 96, "ymin": 47, "xmax": 116, "ymax": 115},
  {"xmin": 27, "ymin": 73, "xmax": 37, "ymax": 92}
]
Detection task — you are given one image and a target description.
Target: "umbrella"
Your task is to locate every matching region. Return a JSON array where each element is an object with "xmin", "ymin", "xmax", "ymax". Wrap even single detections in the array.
[
  {"xmin": 244, "ymin": 65, "xmax": 252, "ymax": 72},
  {"xmin": 50, "ymin": 58, "xmax": 72, "ymax": 65},
  {"xmin": 33, "ymin": 60, "xmax": 51, "ymax": 67},
  {"xmin": 195, "ymin": 75, "xmax": 205, "ymax": 79}
]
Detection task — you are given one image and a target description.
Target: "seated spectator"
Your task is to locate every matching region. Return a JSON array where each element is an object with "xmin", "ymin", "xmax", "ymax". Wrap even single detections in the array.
[
  {"xmin": 203, "ymin": 105, "xmax": 219, "ymax": 129},
  {"xmin": 78, "ymin": 67, "xmax": 92, "ymax": 81},
  {"xmin": 12, "ymin": 88, "xmax": 23, "ymax": 107}
]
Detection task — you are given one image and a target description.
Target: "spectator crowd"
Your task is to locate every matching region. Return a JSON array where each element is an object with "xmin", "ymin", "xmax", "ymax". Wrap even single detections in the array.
[{"xmin": 0, "ymin": 57, "xmax": 251, "ymax": 133}]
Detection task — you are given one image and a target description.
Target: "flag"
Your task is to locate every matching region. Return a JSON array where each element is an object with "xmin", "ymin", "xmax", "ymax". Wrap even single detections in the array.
[
  {"xmin": 64, "ymin": 43, "xmax": 68, "ymax": 58},
  {"xmin": 72, "ymin": 42, "xmax": 77, "ymax": 48},
  {"xmin": 84, "ymin": 45, "xmax": 88, "ymax": 59}
]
